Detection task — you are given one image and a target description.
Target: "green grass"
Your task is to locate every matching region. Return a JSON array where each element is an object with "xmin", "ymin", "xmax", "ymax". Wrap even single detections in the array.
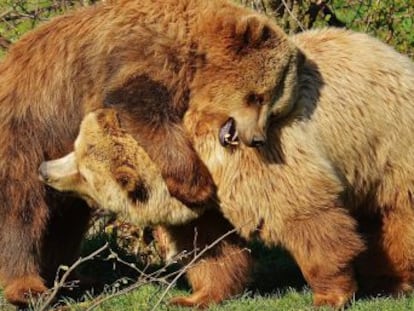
[
  {"xmin": 73, "ymin": 287, "xmax": 414, "ymax": 311},
  {"xmin": 1, "ymin": 238, "xmax": 414, "ymax": 311},
  {"xmin": 2, "ymin": 284, "xmax": 414, "ymax": 311}
]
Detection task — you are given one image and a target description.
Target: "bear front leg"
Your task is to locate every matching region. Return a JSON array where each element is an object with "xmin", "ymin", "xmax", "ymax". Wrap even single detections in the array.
[
  {"xmin": 280, "ymin": 205, "xmax": 365, "ymax": 308},
  {"xmin": 104, "ymin": 74, "xmax": 216, "ymax": 206},
  {"xmin": 0, "ymin": 165, "xmax": 48, "ymax": 306},
  {"xmin": 156, "ymin": 209, "xmax": 252, "ymax": 308},
  {"xmin": 152, "ymin": 129, "xmax": 216, "ymax": 207},
  {"xmin": 0, "ymin": 145, "xmax": 92, "ymax": 306},
  {"xmin": 115, "ymin": 113, "xmax": 216, "ymax": 206},
  {"xmin": 170, "ymin": 240, "xmax": 252, "ymax": 308}
]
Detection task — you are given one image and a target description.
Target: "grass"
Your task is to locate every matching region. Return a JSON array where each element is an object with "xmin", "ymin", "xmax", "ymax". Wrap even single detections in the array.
[
  {"xmin": 2, "ymin": 284, "xmax": 414, "ymax": 311},
  {"xmin": 1, "ymin": 236, "xmax": 414, "ymax": 311},
  {"xmin": 75, "ymin": 287, "xmax": 414, "ymax": 311}
]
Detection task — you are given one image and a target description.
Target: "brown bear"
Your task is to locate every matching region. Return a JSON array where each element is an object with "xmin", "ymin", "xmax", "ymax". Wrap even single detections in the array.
[
  {"xmin": 174, "ymin": 27, "xmax": 414, "ymax": 308},
  {"xmin": 38, "ymin": 109, "xmax": 206, "ymax": 227},
  {"xmin": 39, "ymin": 108, "xmax": 253, "ymax": 307},
  {"xmin": 0, "ymin": 0, "xmax": 286, "ymax": 306},
  {"xmin": 44, "ymin": 28, "xmax": 414, "ymax": 309}
]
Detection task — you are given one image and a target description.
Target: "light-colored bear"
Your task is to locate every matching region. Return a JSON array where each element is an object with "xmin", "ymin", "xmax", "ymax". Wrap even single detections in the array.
[
  {"xmin": 174, "ymin": 27, "xmax": 414, "ymax": 308},
  {"xmin": 39, "ymin": 109, "xmax": 204, "ymax": 228},
  {"xmin": 40, "ymin": 108, "xmax": 252, "ymax": 308}
]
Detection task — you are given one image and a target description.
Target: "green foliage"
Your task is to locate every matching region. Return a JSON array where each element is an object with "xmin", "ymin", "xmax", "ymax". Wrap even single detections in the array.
[
  {"xmin": 332, "ymin": 0, "xmax": 414, "ymax": 58},
  {"xmin": 236, "ymin": 0, "xmax": 414, "ymax": 58},
  {"xmin": 0, "ymin": 0, "xmax": 98, "ymax": 55}
]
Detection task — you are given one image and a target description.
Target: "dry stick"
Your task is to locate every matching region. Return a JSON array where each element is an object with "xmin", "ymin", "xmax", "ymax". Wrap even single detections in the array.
[
  {"xmin": 84, "ymin": 245, "xmax": 195, "ymax": 311},
  {"xmin": 105, "ymin": 248, "xmax": 171, "ymax": 285},
  {"xmin": 150, "ymin": 227, "xmax": 238, "ymax": 311},
  {"xmin": 85, "ymin": 227, "xmax": 239, "ymax": 311},
  {"xmin": 0, "ymin": 9, "xmax": 12, "ymax": 19},
  {"xmin": 38, "ymin": 243, "xmax": 110, "ymax": 311},
  {"xmin": 84, "ymin": 252, "xmax": 189, "ymax": 311},
  {"xmin": 280, "ymin": 0, "xmax": 305, "ymax": 31}
]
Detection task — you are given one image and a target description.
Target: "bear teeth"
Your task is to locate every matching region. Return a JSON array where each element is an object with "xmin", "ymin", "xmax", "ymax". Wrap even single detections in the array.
[{"xmin": 219, "ymin": 118, "xmax": 239, "ymax": 147}]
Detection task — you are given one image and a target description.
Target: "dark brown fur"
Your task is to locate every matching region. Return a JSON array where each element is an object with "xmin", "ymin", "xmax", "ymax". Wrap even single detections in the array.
[
  {"xmin": 0, "ymin": 1, "xmax": 216, "ymax": 305},
  {"xmin": 0, "ymin": 0, "xmax": 286, "ymax": 305},
  {"xmin": 158, "ymin": 209, "xmax": 253, "ymax": 308}
]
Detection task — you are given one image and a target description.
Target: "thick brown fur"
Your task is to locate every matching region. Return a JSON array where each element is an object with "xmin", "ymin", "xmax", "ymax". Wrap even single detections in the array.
[
  {"xmin": 0, "ymin": 0, "xmax": 284, "ymax": 305},
  {"xmin": 178, "ymin": 27, "xmax": 414, "ymax": 307},
  {"xmin": 162, "ymin": 209, "xmax": 252, "ymax": 309},
  {"xmin": 35, "ymin": 9, "xmax": 414, "ymax": 310},
  {"xmin": 41, "ymin": 109, "xmax": 253, "ymax": 308},
  {"xmin": 39, "ymin": 109, "xmax": 206, "ymax": 226}
]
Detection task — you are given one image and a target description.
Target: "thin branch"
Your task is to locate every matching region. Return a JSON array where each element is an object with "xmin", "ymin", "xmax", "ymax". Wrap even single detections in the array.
[
  {"xmin": 37, "ymin": 243, "xmax": 110, "ymax": 311},
  {"xmin": 150, "ymin": 227, "xmax": 238, "ymax": 311},
  {"xmin": 280, "ymin": 0, "xmax": 305, "ymax": 31},
  {"xmin": 84, "ymin": 252, "xmax": 187, "ymax": 311}
]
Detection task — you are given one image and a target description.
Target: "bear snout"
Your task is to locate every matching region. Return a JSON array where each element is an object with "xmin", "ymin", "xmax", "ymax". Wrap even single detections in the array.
[
  {"xmin": 249, "ymin": 135, "xmax": 266, "ymax": 147},
  {"xmin": 37, "ymin": 152, "xmax": 79, "ymax": 191}
]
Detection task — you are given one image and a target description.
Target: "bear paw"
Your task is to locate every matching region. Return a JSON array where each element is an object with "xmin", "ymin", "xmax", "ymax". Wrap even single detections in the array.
[
  {"xmin": 313, "ymin": 291, "xmax": 352, "ymax": 309},
  {"xmin": 3, "ymin": 275, "xmax": 47, "ymax": 307},
  {"xmin": 169, "ymin": 292, "xmax": 217, "ymax": 309}
]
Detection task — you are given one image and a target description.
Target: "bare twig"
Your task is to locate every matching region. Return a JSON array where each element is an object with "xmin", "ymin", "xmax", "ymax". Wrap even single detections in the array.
[
  {"xmin": 84, "ymin": 251, "xmax": 187, "ymax": 311},
  {"xmin": 280, "ymin": 0, "xmax": 305, "ymax": 31},
  {"xmin": 38, "ymin": 243, "xmax": 110, "ymax": 311},
  {"xmin": 83, "ymin": 226, "xmax": 240, "ymax": 311},
  {"xmin": 0, "ymin": 36, "xmax": 11, "ymax": 49},
  {"xmin": 150, "ymin": 227, "xmax": 238, "ymax": 311}
]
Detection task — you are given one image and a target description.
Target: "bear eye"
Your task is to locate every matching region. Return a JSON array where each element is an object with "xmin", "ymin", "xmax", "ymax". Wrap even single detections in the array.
[
  {"xmin": 246, "ymin": 93, "xmax": 264, "ymax": 106},
  {"xmin": 116, "ymin": 175, "xmax": 130, "ymax": 188}
]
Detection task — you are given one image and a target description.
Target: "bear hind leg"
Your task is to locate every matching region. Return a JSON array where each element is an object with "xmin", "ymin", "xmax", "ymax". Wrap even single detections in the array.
[
  {"xmin": 157, "ymin": 209, "xmax": 252, "ymax": 308},
  {"xmin": 281, "ymin": 205, "xmax": 365, "ymax": 308},
  {"xmin": 356, "ymin": 208, "xmax": 414, "ymax": 295}
]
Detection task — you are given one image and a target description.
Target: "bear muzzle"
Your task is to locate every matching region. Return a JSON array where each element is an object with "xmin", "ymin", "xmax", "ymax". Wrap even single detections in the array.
[{"xmin": 38, "ymin": 152, "xmax": 79, "ymax": 192}]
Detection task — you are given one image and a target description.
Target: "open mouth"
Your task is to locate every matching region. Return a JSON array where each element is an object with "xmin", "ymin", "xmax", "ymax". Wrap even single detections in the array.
[{"xmin": 219, "ymin": 118, "xmax": 239, "ymax": 147}]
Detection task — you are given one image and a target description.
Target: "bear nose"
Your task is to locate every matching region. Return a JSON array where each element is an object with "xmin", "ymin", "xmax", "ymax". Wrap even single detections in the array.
[
  {"xmin": 38, "ymin": 162, "xmax": 49, "ymax": 181},
  {"xmin": 250, "ymin": 135, "xmax": 265, "ymax": 147}
]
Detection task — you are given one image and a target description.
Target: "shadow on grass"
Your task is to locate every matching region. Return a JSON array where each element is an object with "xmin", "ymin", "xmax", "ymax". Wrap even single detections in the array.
[
  {"xmin": 42, "ymin": 229, "xmax": 177, "ymax": 309},
  {"xmin": 39, "ymin": 229, "xmax": 414, "ymax": 311},
  {"xmin": 248, "ymin": 240, "xmax": 306, "ymax": 295}
]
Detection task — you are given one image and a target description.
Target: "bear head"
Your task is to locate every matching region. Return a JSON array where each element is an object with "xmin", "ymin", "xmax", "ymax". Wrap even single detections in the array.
[
  {"xmin": 38, "ymin": 109, "xmax": 205, "ymax": 226},
  {"xmin": 188, "ymin": 2, "xmax": 303, "ymax": 148}
]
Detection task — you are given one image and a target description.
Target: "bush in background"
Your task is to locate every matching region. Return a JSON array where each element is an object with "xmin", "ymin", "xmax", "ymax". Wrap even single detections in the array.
[{"xmin": 1, "ymin": 1, "xmax": 413, "ymax": 58}]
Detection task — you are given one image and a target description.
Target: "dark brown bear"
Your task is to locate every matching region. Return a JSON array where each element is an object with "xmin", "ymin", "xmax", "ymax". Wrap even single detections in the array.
[{"xmin": 0, "ymin": 0, "xmax": 285, "ymax": 306}]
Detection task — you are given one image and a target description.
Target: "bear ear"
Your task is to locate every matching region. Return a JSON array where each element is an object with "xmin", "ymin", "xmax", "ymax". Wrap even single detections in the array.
[
  {"xmin": 232, "ymin": 15, "xmax": 276, "ymax": 53},
  {"xmin": 95, "ymin": 109, "xmax": 123, "ymax": 135}
]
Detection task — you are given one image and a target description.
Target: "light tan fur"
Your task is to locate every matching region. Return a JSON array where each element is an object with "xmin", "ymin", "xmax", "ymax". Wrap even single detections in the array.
[
  {"xmin": 41, "ymin": 110, "xmax": 253, "ymax": 308},
  {"xmin": 40, "ymin": 109, "xmax": 205, "ymax": 226},
  {"xmin": 178, "ymin": 27, "xmax": 414, "ymax": 307}
]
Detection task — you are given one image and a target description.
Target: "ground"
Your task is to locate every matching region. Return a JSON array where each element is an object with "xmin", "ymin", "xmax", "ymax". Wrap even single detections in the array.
[{"xmin": 1, "ymin": 237, "xmax": 414, "ymax": 310}]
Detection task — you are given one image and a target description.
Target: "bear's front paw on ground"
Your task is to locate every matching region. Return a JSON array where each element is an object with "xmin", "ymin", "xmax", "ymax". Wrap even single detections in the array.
[{"xmin": 3, "ymin": 276, "xmax": 47, "ymax": 307}]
